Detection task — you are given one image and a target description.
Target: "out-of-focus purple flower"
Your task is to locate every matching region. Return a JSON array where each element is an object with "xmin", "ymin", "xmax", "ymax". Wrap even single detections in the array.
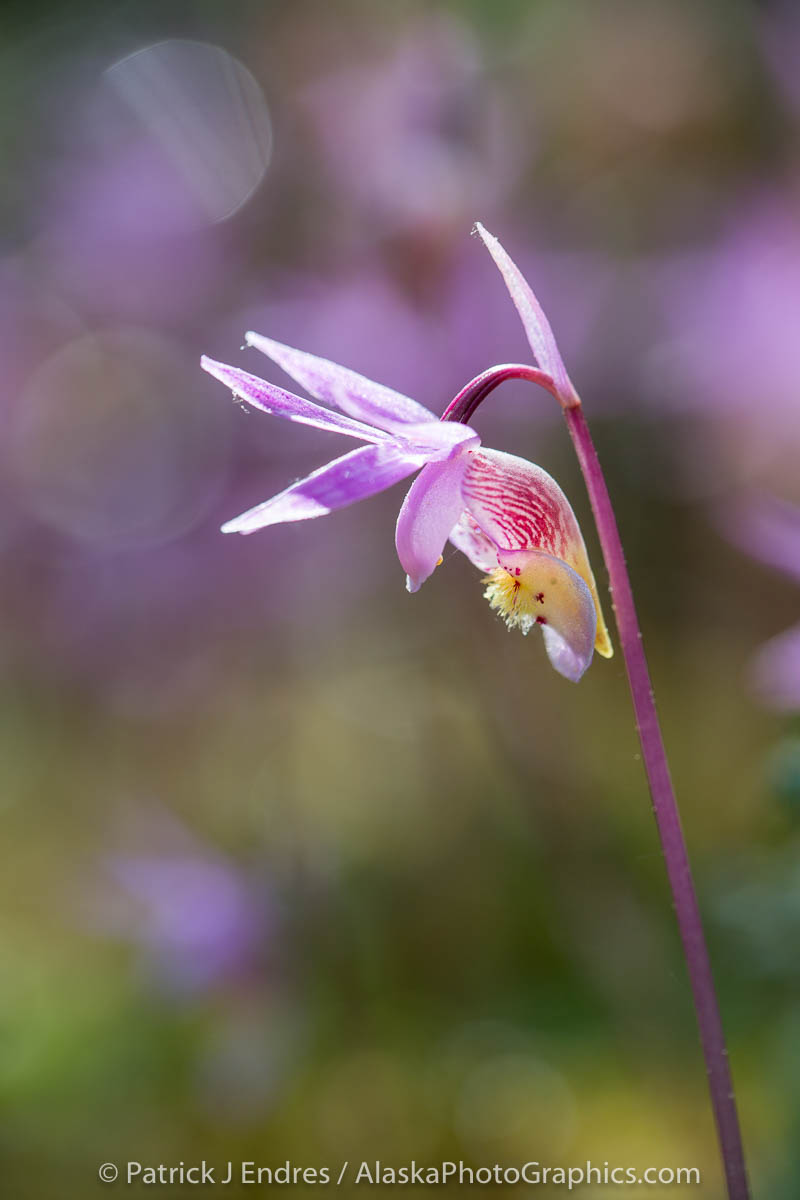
[
  {"xmin": 649, "ymin": 196, "xmax": 800, "ymax": 489},
  {"xmin": 90, "ymin": 809, "xmax": 273, "ymax": 996},
  {"xmin": 202, "ymin": 228, "xmax": 612, "ymax": 680},
  {"xmin": 303, "ymin": 16, "xmax": 518, "ymax": 239},
  {"xmin": 722, "ymin": 494, "xmax": 800, "ymax": 710},
  {"xmin": 754, "ymin": 628, "xmax": 800, "ymax": 713},
  {"xmin": 39, "ymin": 138, "xmax": 229, "ymax": 326},
  {"xmin": 106, "ymin": 854, "xmax": 263, "ymax": 992}
]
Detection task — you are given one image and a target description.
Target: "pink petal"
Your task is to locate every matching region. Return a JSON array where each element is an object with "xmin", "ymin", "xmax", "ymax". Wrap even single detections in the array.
[
  {"xmin": 201, "ymin": 356, "xmax": 390, "ymax": 444},
  {"xmin": 222, "ymin": 443, "xmax": 426, "ymax": 535},
  {"xmin": 395, "ymin": 457, "xmax": 469, "ymax": 592},
  {"xmin": 245, "ymin": 332, "xmax": 437, "ymax": 432},
  {"xmin": 394, "ymin": 419, "xmax": 480, "ymax": 459},
  {"xmin": 461, "ymin": 448, "xmax": 584, "ymax": 560},
  {"xmin": 448, "ymin": 513, "xmax": 498, "ymax": 571},
  {"xmin": 475, "ymin": 223, "xmax": 578, "ymax": 406}
]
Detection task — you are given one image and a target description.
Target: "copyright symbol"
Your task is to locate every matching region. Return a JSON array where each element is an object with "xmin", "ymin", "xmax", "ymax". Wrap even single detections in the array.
[{"xmin": 99, "ymin": 1163, "xmax": 118, "ymax": 1182}]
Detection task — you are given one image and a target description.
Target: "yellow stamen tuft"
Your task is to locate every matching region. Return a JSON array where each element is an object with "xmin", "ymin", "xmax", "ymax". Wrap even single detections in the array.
[
  {"xmin": 483, "ymin": 567, "xmax": 544, "ymax": 634},
  {"xmin": 483, "ymin": 562, "xmax": 613, "ymax": 658}
]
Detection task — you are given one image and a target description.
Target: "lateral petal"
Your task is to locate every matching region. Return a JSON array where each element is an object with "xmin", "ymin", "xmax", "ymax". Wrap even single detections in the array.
[
  {"xmin": 396, "ymin": 457, "xmax": 469, "ymax": 593},
  {"xmin": 201, "ymin": 356, "xmax": 390, "ymax": 444},
  {"xmin": 222, "ymin": 443, "xmax": 425, "ymax": 535},
  {"xmin": 448, "ymin": 513, "xmax": 498, "ymax": 572},
  {"xmin": 245, "ymin": 332, "xmax": 437, "ymax": 432}
]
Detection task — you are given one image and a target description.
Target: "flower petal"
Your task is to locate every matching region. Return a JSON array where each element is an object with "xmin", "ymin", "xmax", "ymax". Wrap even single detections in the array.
[
  {"xmin": 448, "ymin": 513, "xmax": 498, "ymax": 571},
  {"xmin": 461, "ymin": 448, "xmax": 581, "ymax": 557},
  {"xmin": 484, "ymin": 548, "xmax": 597, "ymax": 682},
  {"xmin": 394, "ymin": 420, "xmax": 480, "ymax": 459},
  {"xmin": 396, "ymin": 457, "xmax": 469, "ymax": 592},
  {"xmin": 462, "ymin": 448, "xmax": 612, "ymax": 658},
  {"xmin": 475, "ymin": 223, "xmax": 578, "ymax": 407},
  {"xmin": 201, "ymin": 356, "xmax": 390, "ymax": 444},
  {"xmin": 222, "ymin": 443, "xmax": 425, "ymax": 535},
  {"xmin": 244, "ymin": 332, "xmax": 437, "ymax": 431}
]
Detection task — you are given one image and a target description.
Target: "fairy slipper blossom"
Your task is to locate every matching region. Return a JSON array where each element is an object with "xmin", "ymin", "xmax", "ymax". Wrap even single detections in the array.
[
  {"xmin": 201, "ymin": 330, "xmax": 610, "ymax": 681},
  {"xmin": 201, "ymin": 228, "xmax": 751, "ymax": 1200}
]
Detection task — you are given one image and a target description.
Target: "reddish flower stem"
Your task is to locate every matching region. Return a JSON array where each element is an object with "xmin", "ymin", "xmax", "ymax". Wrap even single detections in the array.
[
  {"xmin": 444, "ymin": 368, "xmax": 750, "ymax": 1200},
  {"xmin": 441, "ymin": 363, "xmax": 559, "ymax": 425}
]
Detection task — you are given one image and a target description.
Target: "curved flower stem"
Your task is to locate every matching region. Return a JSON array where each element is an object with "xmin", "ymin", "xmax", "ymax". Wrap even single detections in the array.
[
  {"xmin": 444, "ymin": 370, "xmax": 750, "ymax": 1200},
  {"xmin": 441, "ymin": 363, "xmax": 559, "ymax": 425}
]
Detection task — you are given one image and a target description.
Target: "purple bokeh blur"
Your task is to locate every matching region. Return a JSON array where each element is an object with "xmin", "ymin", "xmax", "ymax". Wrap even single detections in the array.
[{"xmin": 3, "ymin": 5, "xmax": 800, "ymax": 1193}]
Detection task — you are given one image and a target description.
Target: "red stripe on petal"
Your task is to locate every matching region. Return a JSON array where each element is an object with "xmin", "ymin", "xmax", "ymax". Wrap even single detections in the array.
[{"xmin": 461, "ymin": 450, "xmax": 578, "ymax": 559}]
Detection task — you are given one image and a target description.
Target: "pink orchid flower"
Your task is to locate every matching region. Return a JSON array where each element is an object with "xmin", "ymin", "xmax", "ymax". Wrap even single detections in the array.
[
  {"xmin": 202, "ymin": 232, "xmax": 751, "ymax": 1196},
  {"xmin": 201, "ymin": 240, "xmax": 611, "ymax": 681}
]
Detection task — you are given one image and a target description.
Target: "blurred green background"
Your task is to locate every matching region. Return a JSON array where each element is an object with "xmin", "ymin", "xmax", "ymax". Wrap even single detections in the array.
[{"xmin": 1, "ymin": 1, "xmax": 799, "ymax": 1196}]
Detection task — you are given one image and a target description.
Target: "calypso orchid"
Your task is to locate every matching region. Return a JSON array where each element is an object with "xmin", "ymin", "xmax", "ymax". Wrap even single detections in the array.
[
  {"xmin": 201, "ymin": 273, "xmax": 611, "ymax": 683},
  {"xmin": 202, "ymin": 226, "xmax": 750, "ymax": 1199}
]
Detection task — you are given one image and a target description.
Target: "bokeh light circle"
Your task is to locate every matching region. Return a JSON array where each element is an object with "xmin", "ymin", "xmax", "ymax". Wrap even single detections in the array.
[
  {"xmin": 103, "ymin": 39, "xmax": 273, "ymax": 229},
  {"xmin": 11, "ymin": 328, "xmax": 231, "ymax": 547}
]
